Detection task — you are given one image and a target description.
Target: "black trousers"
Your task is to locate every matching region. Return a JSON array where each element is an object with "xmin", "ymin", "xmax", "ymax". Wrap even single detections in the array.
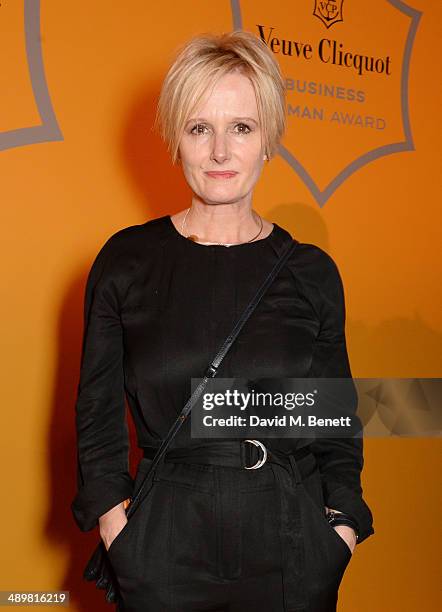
[{"xmin": 106, "ymin": 444, "xmax": 352, "ymax": 612}]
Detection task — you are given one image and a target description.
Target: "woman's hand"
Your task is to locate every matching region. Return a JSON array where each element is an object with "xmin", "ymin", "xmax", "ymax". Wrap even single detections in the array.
[
  {"xmin": 332, "ymin": 524, "xmax": 357, "ymax": 554},
  {"xmin": 99, "ymin": 501, "xmax": 128, "ymax": 552},
  {"xmin": 325, "ymin": 506, "xmax": 357, "ymax": 555}
]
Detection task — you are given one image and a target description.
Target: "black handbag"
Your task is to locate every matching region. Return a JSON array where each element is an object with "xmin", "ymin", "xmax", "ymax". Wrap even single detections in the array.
[{"xmin": 82, "ymin": 238, "xmax": 298, "ymax": 604}]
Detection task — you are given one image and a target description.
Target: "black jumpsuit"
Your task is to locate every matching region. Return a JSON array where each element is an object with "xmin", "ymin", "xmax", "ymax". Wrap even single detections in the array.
[{"xmin": 71, "ymin": 215, "xmax": 374, "ymax": 611}]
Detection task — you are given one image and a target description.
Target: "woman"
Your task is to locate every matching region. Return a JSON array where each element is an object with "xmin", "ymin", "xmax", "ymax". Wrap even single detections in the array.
[{"xmin": 71, "ymin": 30, "xmax": 374, "ymax": 611}]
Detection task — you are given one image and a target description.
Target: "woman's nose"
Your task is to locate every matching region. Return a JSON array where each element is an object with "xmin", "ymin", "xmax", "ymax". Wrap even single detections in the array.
[{"xmin": 210, "ymin": 133, "xmax": 230, "ymax": 163}]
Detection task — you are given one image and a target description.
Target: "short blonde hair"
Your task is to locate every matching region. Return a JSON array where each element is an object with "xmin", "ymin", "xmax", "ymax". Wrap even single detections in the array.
[{"xmin": 153, "ymin": 30, "xmax": 286, "ymax": 164}]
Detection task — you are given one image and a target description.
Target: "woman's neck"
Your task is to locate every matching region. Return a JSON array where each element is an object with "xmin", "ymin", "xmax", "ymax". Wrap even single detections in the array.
[{"xmin": 179, "ymin": 204, "xmax": 269, "ymax": 245}]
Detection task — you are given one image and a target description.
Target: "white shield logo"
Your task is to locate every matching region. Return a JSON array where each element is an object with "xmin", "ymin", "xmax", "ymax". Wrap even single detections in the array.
[
  {"xmin": 230, "ymin": 0, "xmax": 421, "ymax": 207},
  {"xmin": 0, "ymin": 0, "xmax": 62, "ymax": 152}
]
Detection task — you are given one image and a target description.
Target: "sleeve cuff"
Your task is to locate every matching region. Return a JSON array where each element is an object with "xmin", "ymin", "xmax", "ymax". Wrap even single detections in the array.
[
  {"xmin": 322, "ymin": 479, "xmax": 374, "ymax": 544},
  {"xmin": 71, "ymin": 472, "xmax": 135, "ymax": 532}
]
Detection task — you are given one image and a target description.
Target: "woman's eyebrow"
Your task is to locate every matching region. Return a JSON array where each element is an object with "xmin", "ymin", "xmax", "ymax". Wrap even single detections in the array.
[{"xmin": 186, "ymin": 116, "xmax": 259, "ymax": 125}]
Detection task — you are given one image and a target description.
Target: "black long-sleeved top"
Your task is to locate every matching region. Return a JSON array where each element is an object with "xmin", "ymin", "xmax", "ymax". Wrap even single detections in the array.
[{"xmin": 70, "ymin": 215, "xmax": 374, "ymax": 543}]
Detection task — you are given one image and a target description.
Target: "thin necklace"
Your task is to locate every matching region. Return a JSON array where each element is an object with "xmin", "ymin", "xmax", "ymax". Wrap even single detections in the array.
[{"xmin": 180, "ymin": 207, "xmax": 263, "ymax": 246}]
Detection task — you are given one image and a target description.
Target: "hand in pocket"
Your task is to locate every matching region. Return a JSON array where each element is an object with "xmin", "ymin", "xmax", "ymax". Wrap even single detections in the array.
[
  {"xmin": 99, "ymin": 503, "xmax": 129, "ymax": 552},
  {"xmin": 324, "ymin": 506, "xmax": 357, "ymax": 555},
  {"xmin": 332, "ymin": 524, "xmax": 357, "ymax": 554}
]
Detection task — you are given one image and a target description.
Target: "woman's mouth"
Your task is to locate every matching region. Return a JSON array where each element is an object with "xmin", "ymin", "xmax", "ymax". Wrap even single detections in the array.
[{"xmin": 205, "ymin": 171, "xmax": 238, "ymax": 179}]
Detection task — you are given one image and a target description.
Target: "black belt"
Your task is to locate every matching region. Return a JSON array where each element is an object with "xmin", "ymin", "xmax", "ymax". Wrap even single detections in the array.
[{"xmin": 142, "ymin": 440, "xmax": 313, "ymax": 611}]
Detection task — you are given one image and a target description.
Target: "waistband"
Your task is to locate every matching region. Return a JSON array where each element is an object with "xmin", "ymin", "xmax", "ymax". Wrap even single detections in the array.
[
  {"xmin": 141, "ymin": 440, "xmax": 312, "ymax": 611},
  {"xmin": 142, "ymin": 439, "xmax": 312, "ymax": 473}
]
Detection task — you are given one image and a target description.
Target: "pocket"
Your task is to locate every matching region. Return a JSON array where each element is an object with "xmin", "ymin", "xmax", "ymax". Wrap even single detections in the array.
[
  {"xmin": 299, "ymin": 483, "xmax": 353, "ymax": 604},
  {"xmin": 313, "ymin": 496, "xmax": 353, "ymax": 559},
  {"xmin": 107, "ymin": 519, "xmax": 132, "ymax": 558},
  {"xmin": 301, "ymin": 469, "xmax": 352, "ymax": 563},
  {"xmin": 107, "ymin": 458, "xmax": 154, "ymax": 560}
]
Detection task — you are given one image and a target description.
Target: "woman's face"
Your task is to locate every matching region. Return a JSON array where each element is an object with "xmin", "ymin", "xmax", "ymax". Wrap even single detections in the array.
[{"xmin": 178, "ymin": 70, "xmax": 266, "ymax": 208}]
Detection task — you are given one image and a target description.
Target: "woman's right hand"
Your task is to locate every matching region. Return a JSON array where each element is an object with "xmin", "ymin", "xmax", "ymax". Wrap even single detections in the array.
[{"xmin": 98, "ymin": 501, "xmax": 128, "ymax": 552}]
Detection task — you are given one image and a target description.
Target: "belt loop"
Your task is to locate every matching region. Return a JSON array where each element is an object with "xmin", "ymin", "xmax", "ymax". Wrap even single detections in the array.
[{"xmin": 288, "ymin": 454, "xmax": 302, "ymax": 484}]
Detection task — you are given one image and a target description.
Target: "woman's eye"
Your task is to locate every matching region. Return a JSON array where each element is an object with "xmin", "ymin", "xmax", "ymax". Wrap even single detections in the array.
[
  {"xmin": 234, "ymin": 123, "xmax": 251, "ymax": 134},
  {"xmin": 190, "ymin": 123, "xmax": 208, "ymax": 135}
]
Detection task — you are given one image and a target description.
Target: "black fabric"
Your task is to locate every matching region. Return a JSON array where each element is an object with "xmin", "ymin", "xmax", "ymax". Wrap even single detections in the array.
[
  {"xmin": 106, "ymin": 451, "xmax": 353, "ymax": 612},
  {"xmin": 71, "ymin": 214, "xmax": 374, "ymax": 546}
]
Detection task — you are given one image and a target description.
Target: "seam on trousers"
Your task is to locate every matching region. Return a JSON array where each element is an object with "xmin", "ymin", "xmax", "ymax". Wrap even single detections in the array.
[
  {"xmin": 214, "ymin": 467, "xmax": 223, "ymax": 579},
  {"xmin": 169, "ymin": 482, "xmax": 176, "ymax": 611}
]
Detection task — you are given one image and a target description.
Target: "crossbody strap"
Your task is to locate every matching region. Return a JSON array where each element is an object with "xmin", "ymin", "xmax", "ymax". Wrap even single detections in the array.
[{"xmin": 126, "ymin": 238, "xmax": 298, "ymax": 518}]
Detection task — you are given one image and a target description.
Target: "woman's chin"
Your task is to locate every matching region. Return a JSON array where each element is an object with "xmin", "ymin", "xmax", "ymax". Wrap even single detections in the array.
[{"xmin": 196, "ymin": 190, "xmax": 248, "ymax": 206}]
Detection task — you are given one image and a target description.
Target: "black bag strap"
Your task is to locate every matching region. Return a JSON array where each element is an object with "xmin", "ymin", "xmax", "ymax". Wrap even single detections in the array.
[{"xmin": 126, "ymin": 238, "xmax": 299, "ymax": 518}]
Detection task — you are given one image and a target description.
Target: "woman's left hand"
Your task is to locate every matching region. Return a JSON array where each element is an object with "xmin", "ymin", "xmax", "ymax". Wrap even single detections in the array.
[
  {"xmin": 332, "ymin": 524, "xmax": 357, "ymax": 555},
  {"xmin": 325, "ymin": 506, "xmax": 357, "ymax": 555}
]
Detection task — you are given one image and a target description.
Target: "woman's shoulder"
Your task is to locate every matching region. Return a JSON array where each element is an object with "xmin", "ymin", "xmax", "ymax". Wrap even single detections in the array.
[
  {"xmin": 99, "ymin": 215, "xmax": 170, "ymax": 253},
  {"xmin": 292, "ymin": 241, "xmax": 340, "ymax": 276},
  {"xmin": 86, "ymin": 216, "xmax": 170, "ymax": 284},
  {"xmin": 284, "ymin": 238, "xmax": 346, "ymax": 310},
  {"xmin": 275, "ymin": 226, "xmax": 341, "ymax": 281},
  {"xmin": 275, "ymin": 223, "xmax": 339, "ymax": 275},
  {"xmin": 90, "ymin": 216, "xmax": 173, "ymax": 266}
]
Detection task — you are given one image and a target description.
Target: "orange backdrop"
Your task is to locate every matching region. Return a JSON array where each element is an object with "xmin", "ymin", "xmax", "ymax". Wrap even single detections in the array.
[{"xmin": 0, "ymin": 1, "xmax": 440, "ymax": 611}]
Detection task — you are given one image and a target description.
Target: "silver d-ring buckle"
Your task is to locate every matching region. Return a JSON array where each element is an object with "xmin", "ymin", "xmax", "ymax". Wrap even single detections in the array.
[{"xmin": 243, "ymin": 439, "xmax": 267, "ymax": 469}]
